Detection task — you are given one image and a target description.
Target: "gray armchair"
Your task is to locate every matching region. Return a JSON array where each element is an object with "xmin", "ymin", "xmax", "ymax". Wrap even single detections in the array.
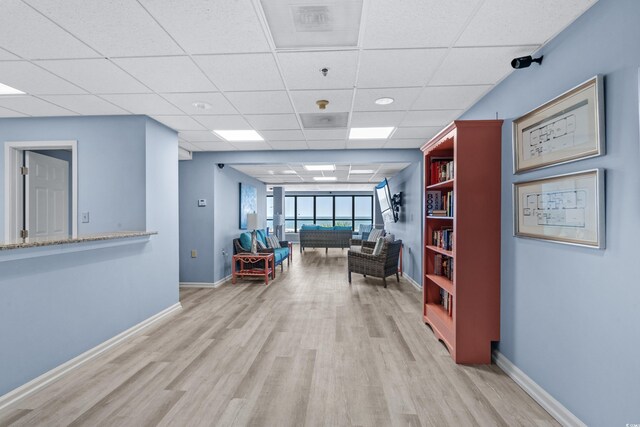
[{"xmin": 347, "ymin": 240, "xmax": 402, "ymax": 288}]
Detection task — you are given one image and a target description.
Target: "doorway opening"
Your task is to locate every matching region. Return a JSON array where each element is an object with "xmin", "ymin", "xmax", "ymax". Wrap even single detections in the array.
[{"xmin": 4, "ymin": 140, "xmax": 78, "ymax": 243}]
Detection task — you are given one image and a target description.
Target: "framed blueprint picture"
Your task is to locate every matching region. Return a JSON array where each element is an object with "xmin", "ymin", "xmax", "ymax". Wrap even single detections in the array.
[
  {"xmin": 513, "ymin": 75, "xmax": 605, "ymax": 173},
  {"xmin": 514, "ymin": 169, "xmax": 605, "ymax": 248}
]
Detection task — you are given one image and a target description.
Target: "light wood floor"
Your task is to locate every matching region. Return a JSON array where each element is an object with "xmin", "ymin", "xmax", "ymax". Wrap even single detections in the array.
[{"xmin": 0, "ymin": 247, "xmax": 557, "ymax": 427}]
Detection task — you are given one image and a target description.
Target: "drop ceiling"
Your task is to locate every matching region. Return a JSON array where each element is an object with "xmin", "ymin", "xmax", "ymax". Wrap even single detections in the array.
[
  {"xmin": 0, "ymin": 0, "xmax": 597, "ymax": 152},
  {"xmin": 231, "ymin": 162, "xmax": 410, "ymax": 191}
]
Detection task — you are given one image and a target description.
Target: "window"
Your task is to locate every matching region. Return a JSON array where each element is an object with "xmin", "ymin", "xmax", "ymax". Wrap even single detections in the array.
[{"xmin": 268, "ymin": 194, "xmax": 373, "ymax": 232}]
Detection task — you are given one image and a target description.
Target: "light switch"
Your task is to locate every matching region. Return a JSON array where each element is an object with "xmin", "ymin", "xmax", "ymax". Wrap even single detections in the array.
[
  {"xmin": 198, "ymin": 199, "xmax": 207, "ymax": 207},
  {"xmin": 191, "ymin": 250, "xmax": 197, "ymax": 258},
  {"xmin": 81, "ymin": 212, "xmax": 90, "ymax": 223}
]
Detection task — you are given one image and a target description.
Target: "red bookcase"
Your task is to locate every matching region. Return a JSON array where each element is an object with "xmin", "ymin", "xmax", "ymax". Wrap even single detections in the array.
[{"xmin": 421, "ymin": 120, "xmax": 503, "ymax": 364}]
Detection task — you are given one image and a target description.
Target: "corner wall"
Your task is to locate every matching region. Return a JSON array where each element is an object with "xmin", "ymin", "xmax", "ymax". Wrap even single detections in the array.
[{"xmin": 460, "ymin": 0, "xmax": 640, "ymax": 424}]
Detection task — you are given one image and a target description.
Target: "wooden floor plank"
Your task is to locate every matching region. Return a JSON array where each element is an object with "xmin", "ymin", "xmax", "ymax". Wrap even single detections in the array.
[{"xmin": 0, "ymin": 246, "xmax": 558, "ymax": 426}]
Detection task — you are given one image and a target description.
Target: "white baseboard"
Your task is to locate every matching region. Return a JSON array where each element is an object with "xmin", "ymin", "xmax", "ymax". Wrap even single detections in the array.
[
  {"xmin": 0, "ymin": 302, "xmax": 182, "ymax": 412},
  {"xmin": 180, "ymin": 274, "xmax": 231, "ymax": 289},
  {"xmin": 493, "ymin": 350, "xmax": 586, "ymax": 427},
  {"xmin": 403, "ymin": 274, "xmax": 421, "ymax": 290}
]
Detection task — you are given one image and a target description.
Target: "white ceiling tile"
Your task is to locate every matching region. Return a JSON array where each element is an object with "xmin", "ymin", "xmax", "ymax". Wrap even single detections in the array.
[
  {"xmin": 244, "ymin": 114, "xmax": 300, "ymax": 131},
  {"xmin": 100, "ymin": 94, "xmax": 183, "ymax": 115},
  {"xmin": 0, "ymin": 0, "xmax": 99, "ymax": 60},
  {"xmin": 350, "ymin": 111, "xmax": 406, "ymax": 127},
  {"xmin": 430, "ymin": 46, "xmax": 538, "ymax": 86},
  {"xmin": 39, "ymin": 95, "xmax": 128, "ymax": 115},
  {"xmin": 194, "ymin": 54, "xmax": 284, "ymax": 91},
  {"xmin": 268, "ymin": 140, "xmax": 309, "ymax": 150},
  {"xmin": 278, "ymin": 51, "xmax": 358, "ymax": 90},
  {"xmin": 357, "ymin": 49, "xmax": 448, "ymax": 88},
  {"xmin": 289, "ymin": 89, "xmax": 353, "ymax": 113},
  {"xmin": 113, "ymin": 57, "xmax": 216, "ymax": 93},
  {"xmin": 192, "ymin": 141, "xmax": 237, "ymax": 151},
  {"xmin": 24, "ymin": 0, "xmax": 183, "ymax": 57},
  {"xmin": 179, "ymin": 130, "xmax": 221, "ymax": 142},
  {"xmin": 161, "ymin": 93, "xmax": 237, "ymax": 115},
  {"xmin": 304, "ymin": 129, "xmax": 348, "ymax": 140},
  {"xmin": 0, "ymin": 61, "xmax": 85, "ymax": 95},
  {"xmin": 401, "ymin": 110, "xmax": 462, "ymax": 127},
  {"xmin": 383, "ymin": 139, "xmax": 425, "ymax": 149},
  {"xmin": 346, "ymin": 140, "xmax": 387, "ymax": 149},
  {"xmin": 0, "ymin": 96, "xmax": 76, "ymax": 116},
  {"xmin": 412, "ymin": 85, "xmax": 491, "ymax": 110},
  {"xmin": 138, "ymin": 0, "xmax": 270, "ymax": 54},
  {"xmin": 193, "ymin": 115, "xmax": 251, "ymax": 130},
  {"xmin": 0, "ymin": 48, "xmax": 20, "ymax": 60},
  {"xmin": 392, "ymin": 126, "xmax": 441, "ymax": 140},
  {"xmin": 307, "ymin": 140, "xmax": 346, "ymax": 150},
  {"xmin": 0, "ymin": 105, "xmax": 28, "ymax": 117},
  {"xmin": 36, "ymin": 59, "xmax": 149, "ymax": 94},
  {"xmin": 151, "ymin": 115, "xmax": 206, "ymax": 131},
  {"xmin": 179, "ymin": 140, "xmax": 200, "ymax": 152},
  {"xmin": 457, "ymin": 0, "xmax": 596, "ymax": 47},
  {"xmin": 231, "ymin": 141, "xmax": 273, "ymax": 151},
  {"xmin": 260, "ymin": 130, "xmax": 305, "ymax": 141},
  {"xmin": 362, "ymin": 0, "xmax": 482, "ymax": 48},
  {"xmin": 353, "ymin": 88, "xmax": 421, "ymax": 111},
  {"xmin": 226, "ymin": 91, "xmax": 293, "ymax": 114}
]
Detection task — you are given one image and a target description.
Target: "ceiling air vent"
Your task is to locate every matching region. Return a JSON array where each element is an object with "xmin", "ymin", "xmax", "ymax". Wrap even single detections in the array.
[
  {"xmin": 260, "ymin": 0, "xmax": 363, "ymax": 49},
  {"xmin": 300, "ymin": 112, "xmax": 349, "ymax": 129}
]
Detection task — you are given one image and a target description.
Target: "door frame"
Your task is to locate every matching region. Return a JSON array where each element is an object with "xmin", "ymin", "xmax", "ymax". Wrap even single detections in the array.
[{"xmin": 4, "ymin": 140, "xmax": 78, "ymax": 242}]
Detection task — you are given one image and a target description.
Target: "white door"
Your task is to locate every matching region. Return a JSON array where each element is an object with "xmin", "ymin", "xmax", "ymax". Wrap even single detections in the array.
[{"xmin": 25, "ymin": 151, "xmax": 69, "ymax": 239}]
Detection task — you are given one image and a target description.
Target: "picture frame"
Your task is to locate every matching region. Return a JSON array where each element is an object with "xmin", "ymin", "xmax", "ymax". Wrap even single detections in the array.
[
  {"xmin": 513, "ymin": 75, "xmax": 605, "ymax": 174},
  {"xmin": 239, "ymin": 183, "xmax": 257, "ymax": 230},
  {"xmin": 513, "ymin": 169, "xmax": 605, "ymax": 249}
]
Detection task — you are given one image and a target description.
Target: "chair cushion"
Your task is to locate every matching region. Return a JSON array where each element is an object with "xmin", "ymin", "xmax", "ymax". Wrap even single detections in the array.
[
  {"xmin": 239, "ymin": 232, "xmax": 252, "ymax": 251},
  {"xmin": 300, "ymin": 224, "xmax": 320, "ymax": 230},
  {"xmin": 368, "ymin": 228, "xmax": 385, "ymax": 242},
  {"xmin": 274, "ymin": 247, "xmax": 289, "ymax": 263},
  {"xmin": 266, "ymin": 235, "xmax": 281, "ymax": 248},
  {"xmin": 372, "ymin": 237, "xmax": 385, "ymax": 256},
  {"xmin": 334, "ymin": 226, "xmax": 352, "ymax": 231}
]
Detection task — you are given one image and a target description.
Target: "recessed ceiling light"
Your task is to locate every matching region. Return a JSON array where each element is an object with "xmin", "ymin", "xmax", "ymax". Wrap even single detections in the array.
[
  {"xmin": 282, "ymin": 170, "xmax": 297, "ymax": 174},
  {"xmin": 349, "ymin": 127, "xmax": 395, "ymax": 140},
  {"xmin": 350, "ymin": 169, "xmax": 374, "ymax": 174},
  {"xmin": 213, "ymin": 130, "xmax": 263, "ymax": 142},
  {"xmin": 304, "ymin": 164, "xmax": 335, "ymax": 171},
  {"xmin": 0, "ymin": 82, "xmax": 25, "ymax": 95},
  {"xmin": 192, "ymin": 101, "xmax": 212, "ymax": 110},
  {"xmin": 374, "ymin": 97, "xmax": 394, "ymax": 105},
  {"xmin": 313, "ymin": 176, "xmax": 337, "ymax": 181}
]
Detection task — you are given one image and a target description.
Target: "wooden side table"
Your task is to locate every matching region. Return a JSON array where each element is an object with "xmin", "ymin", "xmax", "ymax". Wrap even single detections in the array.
[{"xmin": 232, "ymin": 252, "xmax": 275, "ymax": 286}]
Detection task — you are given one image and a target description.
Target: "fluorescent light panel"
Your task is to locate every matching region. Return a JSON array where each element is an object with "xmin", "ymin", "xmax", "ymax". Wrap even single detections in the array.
[
  {"xmin": 281, "ymin": 170, "xmax": 298, "ymax": 174},
  {"xmin": 304, "ymin": 164, "xmax": 335, "ymax": 171},
  {"xmin": 350, "ymin": 169, "xmax": 374, "ymax": 174},
  {"xmin": 349, "ymin": 127, "xmax": 395, "ymax": 139},
  {"xmin": 313, "ymin": 176, "xmax": 337, "ymax": 181},
  {"xmin": 0, "ymin": 82, "xmax": 25, "ymax": 95},
  {"xmin": 213, "ymin": 130, "xmax": 263, "ymax": 141}
]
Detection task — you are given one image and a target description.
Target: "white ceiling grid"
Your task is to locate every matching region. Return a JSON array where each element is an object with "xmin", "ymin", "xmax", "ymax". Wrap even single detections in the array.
[{"xmin": 0, "ymin": 0, "xmax": 597, "ymax": 154}]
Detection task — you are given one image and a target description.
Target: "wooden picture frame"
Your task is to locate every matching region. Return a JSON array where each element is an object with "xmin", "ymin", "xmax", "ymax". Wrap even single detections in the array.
[
  {"xmin": 513, "ymin": 75, "xmax": 605, "ymax": 173},
  {"xmin": 513, "ymin": 169, "xmax": 605, "ymax": 249}
]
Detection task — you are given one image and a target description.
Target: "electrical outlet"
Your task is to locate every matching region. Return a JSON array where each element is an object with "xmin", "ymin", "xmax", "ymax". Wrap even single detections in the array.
[
  {"xmin": 81, "ymin": 212, "xmax": 90, "ymax": 223},
  {"xmin": 191, "ymin": 250, "xmax": 197, "ymax": 258}
]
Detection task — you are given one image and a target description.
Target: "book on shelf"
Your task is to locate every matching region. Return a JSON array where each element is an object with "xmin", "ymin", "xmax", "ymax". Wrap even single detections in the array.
[
  {"xmin": 439, "ymin": 288, "xmax": 453, "ymax": 317},
  {"xmin": 433, "ymin": 254, "xmax": 454, "ymax": 280},
  {"xmin": 432, "ymin": 227, "xmax": 454, "ymax": 251},
  {"xmin": 426, "ymin": 190, "xmax": 442, "ymax": 213},
  {"xmin": 428, "ymin": 191, "xmax": 454, "ymax": 216},
  {"xmin": 429, "ymin": 158, "xmax": 454, "ymax": 185}
]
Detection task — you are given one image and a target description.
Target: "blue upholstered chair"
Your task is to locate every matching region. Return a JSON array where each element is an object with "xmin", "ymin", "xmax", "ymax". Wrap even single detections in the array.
[{"xmin": 352, "ymin": 224, "xmax": 373, "ymax": 240}]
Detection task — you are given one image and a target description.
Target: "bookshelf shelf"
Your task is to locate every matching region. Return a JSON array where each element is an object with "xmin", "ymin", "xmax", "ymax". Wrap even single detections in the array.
[
  {"xmin": 426, "ymin": 245, "xmax": 453, "ymax": 258},
  {"xmin": 421, "ymin": 120, "xmax": 502, "ymax": 364},
  {"xmin": 426, "ymin": 274, "xmax": 454, "ymax": 294},
  {"xmin": 427, "ymin": 179, "xmax": 455, "ymax": 190}
]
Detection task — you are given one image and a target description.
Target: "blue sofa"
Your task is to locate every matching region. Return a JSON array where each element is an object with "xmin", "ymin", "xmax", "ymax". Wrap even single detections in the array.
[{"xmin": 233, "ymin": 229, "xmax": 290, "ymax": 271}]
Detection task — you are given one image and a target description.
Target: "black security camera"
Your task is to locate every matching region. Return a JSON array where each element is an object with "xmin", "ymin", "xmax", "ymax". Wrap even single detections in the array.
[
  {"xmin": 217, "ymin": 163, "xmax": 225, "ymax": 169},
  {"xmin": 511, "ymin": 55, "xmax": 543, "ymax": 69}
]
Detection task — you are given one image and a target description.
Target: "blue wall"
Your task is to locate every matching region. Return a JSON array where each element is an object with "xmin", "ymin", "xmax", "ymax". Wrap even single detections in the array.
[
  {"xmin": 0, "ymin": 116, "xmax": 147, "ymax": 240},
  {"xmin": 178, "ymin": 155, "xmax": 266, "ymax": 283},
  {"xmin": 0, "ymin": 116, "xmax": 179, "ymax": 397},
  {"xmin": 385, "ymin": 157, "xmax": 423, "ymax": 285},
  {"xmin": 461, "ymin": 0, "xmax": 640, "ymax": 424}
]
